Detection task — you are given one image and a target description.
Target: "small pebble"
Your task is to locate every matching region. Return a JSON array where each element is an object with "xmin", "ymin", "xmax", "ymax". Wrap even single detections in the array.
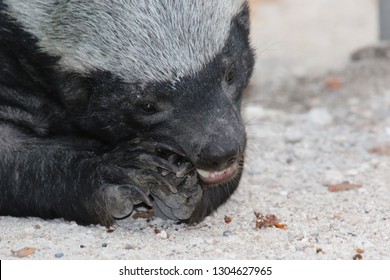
[
  {"xmin": 307, "ymin": 108, "xmax": 333, "ymax": 126},
  {"xmin": 284, "ymin": 127, "xmax": 304, "ymax": 143},
  {"xmin": 223, "ymin": 230, "xmax": 234, "ymax": 237},
  {"xmin": 102, "ymin": 243, "xmax": 108, "ymax": 247},
  {"xmin": 54, "ymin": 252, "xmax": 64, "ymax": 258},
  {"xmin": 324, "ymin": 169, "xmax": 344, "ymax": 183},
  {"xmin": 124, "ymin": 244, "xmax": 135, "ymax": 250},
  {"xmin": 158, "ymin": 230, "xmax": 168, "ymax": 239},
  {"xmin": 80, "ymin": 245, "xmax": 85, "ymax": 248},
  {"xmin": 346, "ymin": 169, "xmax": 358, "ymax": 176},
  {"xmin": 23, "ymin": 227, "xmax": 35, "ymax": 234},
  {"xmin": 386, "ymin": 127, "xmax": 390, "ymax": 136}
]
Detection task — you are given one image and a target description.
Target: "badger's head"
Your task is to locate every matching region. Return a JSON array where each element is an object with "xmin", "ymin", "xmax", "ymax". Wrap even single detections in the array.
[{"xmin": 5, "ymin": 0, "xmax": 255, "ymax": 222}]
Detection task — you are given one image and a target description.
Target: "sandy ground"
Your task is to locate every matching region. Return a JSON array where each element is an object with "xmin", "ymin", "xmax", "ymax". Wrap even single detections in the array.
[{"xmin": 1, "ymin": 0, "xmax": 389, "ymax": 260}]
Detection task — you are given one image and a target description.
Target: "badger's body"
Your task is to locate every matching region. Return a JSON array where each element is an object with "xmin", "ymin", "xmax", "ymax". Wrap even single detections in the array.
[{"xmin": 0, "ymin": 0, "xmax": 254, "ymax": 226}]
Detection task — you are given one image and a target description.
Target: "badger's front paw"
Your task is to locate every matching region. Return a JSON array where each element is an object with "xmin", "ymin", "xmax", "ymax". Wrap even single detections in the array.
[
  {"xmin": 151, "ymin": 170, "xmax": 203, "ymax": 221},
  {"xmin": 96, "ymin": 140, "xmax": 202, "ymax": 222},
  {"xmin": 98, "ymin": 148, "xmax": 179, "ymax": 219}
]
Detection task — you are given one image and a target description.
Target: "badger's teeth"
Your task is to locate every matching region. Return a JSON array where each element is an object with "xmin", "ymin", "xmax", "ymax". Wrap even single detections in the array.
[
  {"xmin": 196, "ymin": 163, "xmax": 238, "ymax": 185},
  {"xmin": 196, "ymin": 169, "xmax": 211, "ymax": 178}
]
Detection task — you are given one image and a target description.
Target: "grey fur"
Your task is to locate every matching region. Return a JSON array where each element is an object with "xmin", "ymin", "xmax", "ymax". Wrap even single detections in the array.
[{"xmin": 4, "ymin": 0, "xmax": 246, "ymax": 83}]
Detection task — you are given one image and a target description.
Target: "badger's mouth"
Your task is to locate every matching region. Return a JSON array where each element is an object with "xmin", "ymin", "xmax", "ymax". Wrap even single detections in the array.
[
  {"xmin": 196, "ymin": 162, "xmax": 238, "ymax": 185},
  {"xmin": 153, "ymin": 141, "xmax": 242, "ymax": 186}
]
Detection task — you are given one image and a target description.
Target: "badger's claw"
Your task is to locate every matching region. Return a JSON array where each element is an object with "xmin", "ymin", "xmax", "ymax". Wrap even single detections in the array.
[
  {"xmin": 105, "ymin": 184, "xmax": 152, "ymax": 219},
  {"xmin": 134, "ymin": 153, "xmax": 179, "ymax": 173},
  {"xmin": 134, "ymin": 170, "xmax": 178, "ymax": 193},
  {"xmin": 151, "ymin": 141, "xmax": 186, "ymax": 157},
  {"xmin": 150, "ymin": 171, "xmax": 202, "ymax": 221}
]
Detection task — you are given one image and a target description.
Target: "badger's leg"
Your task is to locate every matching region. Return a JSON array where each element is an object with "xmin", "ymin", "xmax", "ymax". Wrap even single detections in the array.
[{"xmin": 0, "ymin": 123, "xmax": 192, "ymax": 226}]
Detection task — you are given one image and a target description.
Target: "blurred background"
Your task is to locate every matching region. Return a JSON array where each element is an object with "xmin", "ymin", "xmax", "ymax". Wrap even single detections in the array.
[{"xmin": 248, "ymin": 0, "xmax": 379, "ymax": 86}]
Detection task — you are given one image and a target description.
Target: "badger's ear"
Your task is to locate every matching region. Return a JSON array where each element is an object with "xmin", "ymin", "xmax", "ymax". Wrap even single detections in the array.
[{"xmin": 236, "ymin": 2, "xmax": 251, "ymax": 35}]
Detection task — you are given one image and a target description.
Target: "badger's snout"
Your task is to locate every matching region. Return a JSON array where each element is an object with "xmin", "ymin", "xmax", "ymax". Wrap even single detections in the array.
[
  {"xmin": 189, "ymin": 126, "xmax": 246, "ymax": 185},
  {"xmin": 196, "ymin": 145, "xmax": 244, "ymax": 185}
]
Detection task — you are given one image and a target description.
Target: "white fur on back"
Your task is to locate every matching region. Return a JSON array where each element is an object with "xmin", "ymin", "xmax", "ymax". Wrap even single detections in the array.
[{"xmin": 4, "ymin": 0, "xmax": 246, "ymax": 83}]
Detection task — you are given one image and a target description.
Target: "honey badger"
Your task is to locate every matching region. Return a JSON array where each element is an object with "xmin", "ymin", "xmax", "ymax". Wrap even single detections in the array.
[{"xmin": 0, "ymin": 0, "xmax": 255, "ymax": 226}]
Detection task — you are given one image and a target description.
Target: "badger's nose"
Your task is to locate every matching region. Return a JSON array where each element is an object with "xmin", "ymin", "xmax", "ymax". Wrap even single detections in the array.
[{"xmin": 197, "ymin": 138, "xmax": 240, "ymax": 171}]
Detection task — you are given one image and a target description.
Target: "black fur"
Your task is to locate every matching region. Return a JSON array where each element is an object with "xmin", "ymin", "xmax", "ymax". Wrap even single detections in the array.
[{"xmin": 0, "ymin": 2, "xmax": 255, "ymax": 226}]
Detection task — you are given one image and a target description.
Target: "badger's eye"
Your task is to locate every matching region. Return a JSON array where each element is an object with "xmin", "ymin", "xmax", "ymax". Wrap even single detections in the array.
[
  {"xmin": 225, "ymin": 67, "xmax": 235, "ymax": 84},
  {"xmin": 141, "ymin": 103, "xmax": 158, "ymax": 114}
]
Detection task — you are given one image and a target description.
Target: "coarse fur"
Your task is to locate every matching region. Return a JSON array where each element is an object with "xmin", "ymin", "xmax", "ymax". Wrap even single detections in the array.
[
  {"xmin": 3, "ymin": 0, "xmax": 245, "ymax": 83},
  {"xmin": 0, "ymin": 0, "xmax": 255, "ymax": 226}
]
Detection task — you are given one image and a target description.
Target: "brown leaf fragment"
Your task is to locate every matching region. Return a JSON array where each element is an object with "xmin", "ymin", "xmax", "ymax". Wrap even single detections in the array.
[
  {"xmin": 333, "ymin": 214, "xmax": 342, "ymax": 220},
  {"xmin": 324, "ymin": 77, "xmax": 343, "ymax": 90},
  {"xmin": 356, "ymin": 248, "xmax": 365, "ymax": 254},
  {"xmin": 11, "ymin": 247, "xmax": 37, "ymax": 258},
  {"xmin": 254, "ymin": 212, "xmax": 287, "ymax": 230},
  {"xmin": 224, "ymin": 215, "xmax": 233, "ymax": 224},
  {"xmin": 369, "ymin": 145, "xmax": 390, "ymax": 156},
  {"xmin": 327, "ymin": 182, "xmax": 362, "ymax": 192},
  {"xmin": 132, "ymin": 209, "xmax": 155, "ymax": 220},
  {"xmin": 316, "ymin": 247, "xmax": 325, "ymax": 254},
  {"xmin": 274, "ymin": 223, "xmax": 288, "ymax": 230}
]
